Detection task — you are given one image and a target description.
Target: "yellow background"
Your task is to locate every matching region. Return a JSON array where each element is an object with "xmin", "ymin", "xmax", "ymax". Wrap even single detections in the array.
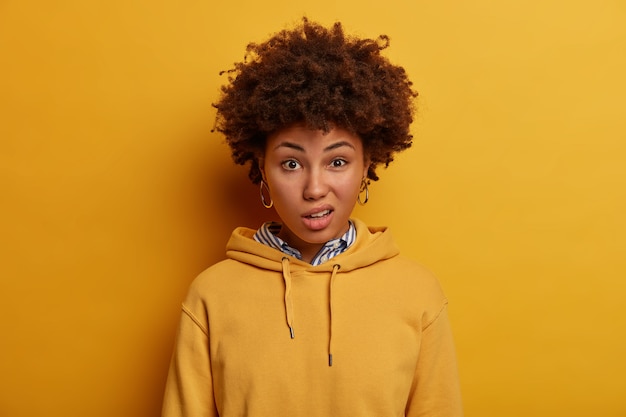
[{"xmin": 1, "ymin": 0, "xmax": 625, "ymax": 416}]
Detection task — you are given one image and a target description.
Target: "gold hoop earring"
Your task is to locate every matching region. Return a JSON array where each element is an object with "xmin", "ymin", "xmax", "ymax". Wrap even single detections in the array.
[
  {"xmin": 357, "ymin": 178, "xmax": 369, "ymax": 206},
  {"xmin": 260, "ymin": 180, "xmax": 273, "ymax": 208}
]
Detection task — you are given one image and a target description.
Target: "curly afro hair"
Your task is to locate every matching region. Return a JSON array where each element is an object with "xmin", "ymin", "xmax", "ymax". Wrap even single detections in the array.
[{"xmin": 213, "ymin": 17, "xmax": 418, "ymax": 184}]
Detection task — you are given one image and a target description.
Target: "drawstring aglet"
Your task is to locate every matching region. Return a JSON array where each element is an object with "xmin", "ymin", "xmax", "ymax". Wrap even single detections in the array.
[
  {"xmin": 328, "ymin": 354, "xmax": 333, "ymax": 367},
  {"xmin": 289, "ymin": 326, "xmax": 295, "ymax": 339}
]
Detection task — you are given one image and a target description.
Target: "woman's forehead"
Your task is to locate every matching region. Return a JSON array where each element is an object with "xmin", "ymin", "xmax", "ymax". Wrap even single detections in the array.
[{"xmin": 266, "ymin": 125, "xmax": 363, "ymax": 151}]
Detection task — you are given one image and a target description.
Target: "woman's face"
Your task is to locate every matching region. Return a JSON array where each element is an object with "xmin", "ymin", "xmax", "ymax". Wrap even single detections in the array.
[{"xmin": 261, "ymin": 124, "xmax": 369, "ymax": 261}]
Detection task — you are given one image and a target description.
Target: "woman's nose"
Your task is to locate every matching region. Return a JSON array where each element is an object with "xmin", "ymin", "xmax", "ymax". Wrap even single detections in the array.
[{"xmin": 303, "ymin": 170, "xmax": 328, "ymax": 200}]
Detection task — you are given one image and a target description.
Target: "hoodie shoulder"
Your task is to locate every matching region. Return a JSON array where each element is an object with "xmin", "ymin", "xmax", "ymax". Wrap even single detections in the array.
[{"xmin": 390, "ymin": 255, "xmax": 446, "ymax": 295}]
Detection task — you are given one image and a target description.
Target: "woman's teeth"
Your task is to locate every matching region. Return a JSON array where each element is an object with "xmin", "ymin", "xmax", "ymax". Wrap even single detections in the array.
[{"xmin": 309, "ymin": 209, "xmax": 330, "ymax": 218}]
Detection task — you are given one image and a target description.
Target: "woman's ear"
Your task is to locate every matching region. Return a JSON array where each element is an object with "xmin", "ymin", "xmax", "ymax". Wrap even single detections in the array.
[
  {"xmin": 258, "ymin": 158, "xmax": 266, "ymax": 182},
  {"xmin": 362, "ymin": 158, "xmax": 371, "ymax": 180}
]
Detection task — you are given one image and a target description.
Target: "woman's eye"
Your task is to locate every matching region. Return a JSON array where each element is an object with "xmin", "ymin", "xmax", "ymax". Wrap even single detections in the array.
[
  {"xmin": 281, "ymin": 160, "xmax": 301, "ymax": 170},
  {"xmin": 331, "ymin": 159, "xmax": 347, "ymax": 168}
]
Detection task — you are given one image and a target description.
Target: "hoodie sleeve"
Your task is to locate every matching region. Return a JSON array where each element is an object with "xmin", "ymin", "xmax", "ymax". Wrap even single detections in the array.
[
  {"xmin": 162, "ymin": 304, "xmax": 218, "ymax": 417},
  {"xmin": 405, "ymin": 303, "xmax": 464, "ymax": 417}
]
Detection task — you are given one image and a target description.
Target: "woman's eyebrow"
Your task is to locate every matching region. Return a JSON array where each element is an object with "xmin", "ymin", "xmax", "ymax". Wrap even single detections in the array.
[
  {"xmin": 323, "ymin": 141, "xmax": 356, "ymax": 152},
  {"xmin": 273, "ymin": 141, "xmax": 305, "ymax": 151},
  {"xmin": 273, "ymin": 141, "xmax": 355, "ymax": 152}
]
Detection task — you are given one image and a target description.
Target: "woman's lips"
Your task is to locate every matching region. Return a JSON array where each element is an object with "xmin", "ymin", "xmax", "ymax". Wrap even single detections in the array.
[
  {"xmin": 307, "ymin": 209, "xmax": 331, "ymax": 219},
  {"xmin": 302, "ymin": 208, "xmax": 334, "ymax": 230}
]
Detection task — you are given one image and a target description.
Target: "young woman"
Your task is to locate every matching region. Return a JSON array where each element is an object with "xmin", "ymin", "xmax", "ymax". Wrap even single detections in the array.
[{"xmin": 162, "ymin": 18, "xmax": 463, "ymax": 417}]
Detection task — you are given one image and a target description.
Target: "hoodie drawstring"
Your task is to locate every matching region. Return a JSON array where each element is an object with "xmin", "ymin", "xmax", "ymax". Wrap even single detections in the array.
[
  {"xmin": 328, "ymin": 264, "xmax": 340, "ymax": 367},
  {"xmin": 281, "ymin": 257, "xmax": 295, "ymax": 339},
  {"xmin": 280, "ymin": 257, "xmax": 341, "ymax": 366}
]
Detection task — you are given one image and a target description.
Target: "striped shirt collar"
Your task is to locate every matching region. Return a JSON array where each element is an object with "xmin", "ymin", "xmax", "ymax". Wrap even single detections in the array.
[{"xmin": 254, "ymin": 220, "xmax": 356, "ymax": 266}]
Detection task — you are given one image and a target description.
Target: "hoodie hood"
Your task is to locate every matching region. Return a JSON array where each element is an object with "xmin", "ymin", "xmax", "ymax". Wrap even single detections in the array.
[
  {"xmin": 224, "ymin": 218, "xmax": 400, "ymax": 366},
  {"xmin": 225, "ymin": 218, "xmax": 399, "ymax": 272}
]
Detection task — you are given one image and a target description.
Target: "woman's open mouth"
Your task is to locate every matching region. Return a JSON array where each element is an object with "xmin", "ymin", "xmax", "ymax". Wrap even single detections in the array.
[
  {"xmin": 306, "ymin": 209, "xmax": 331, "ymax": 219},
  {"xmin": 302, "ymin": 209, "xmax": 334, "ymax": 230}
]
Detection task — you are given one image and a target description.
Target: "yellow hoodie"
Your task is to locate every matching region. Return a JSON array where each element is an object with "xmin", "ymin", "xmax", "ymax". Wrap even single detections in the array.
[{"xmin": 162, "ymin": 218, "xmax": 463, "ymax": 417}]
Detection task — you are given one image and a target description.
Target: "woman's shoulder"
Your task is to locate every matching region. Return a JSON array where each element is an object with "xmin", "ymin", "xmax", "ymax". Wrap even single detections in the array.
[
  {"xmin": 180, "ymin": 259, "xmax": 260, "ymax": 311},
  {"xmin": 371, "ymin": 251, "xmax": 438, "ymax": 279},
  {"xmin": 375, "ymin": 254, "xmax": 448, "ymax": 303},
  {"xmin": 189, "ymin": 258, "xmax": 254, "ymax": 289}
]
